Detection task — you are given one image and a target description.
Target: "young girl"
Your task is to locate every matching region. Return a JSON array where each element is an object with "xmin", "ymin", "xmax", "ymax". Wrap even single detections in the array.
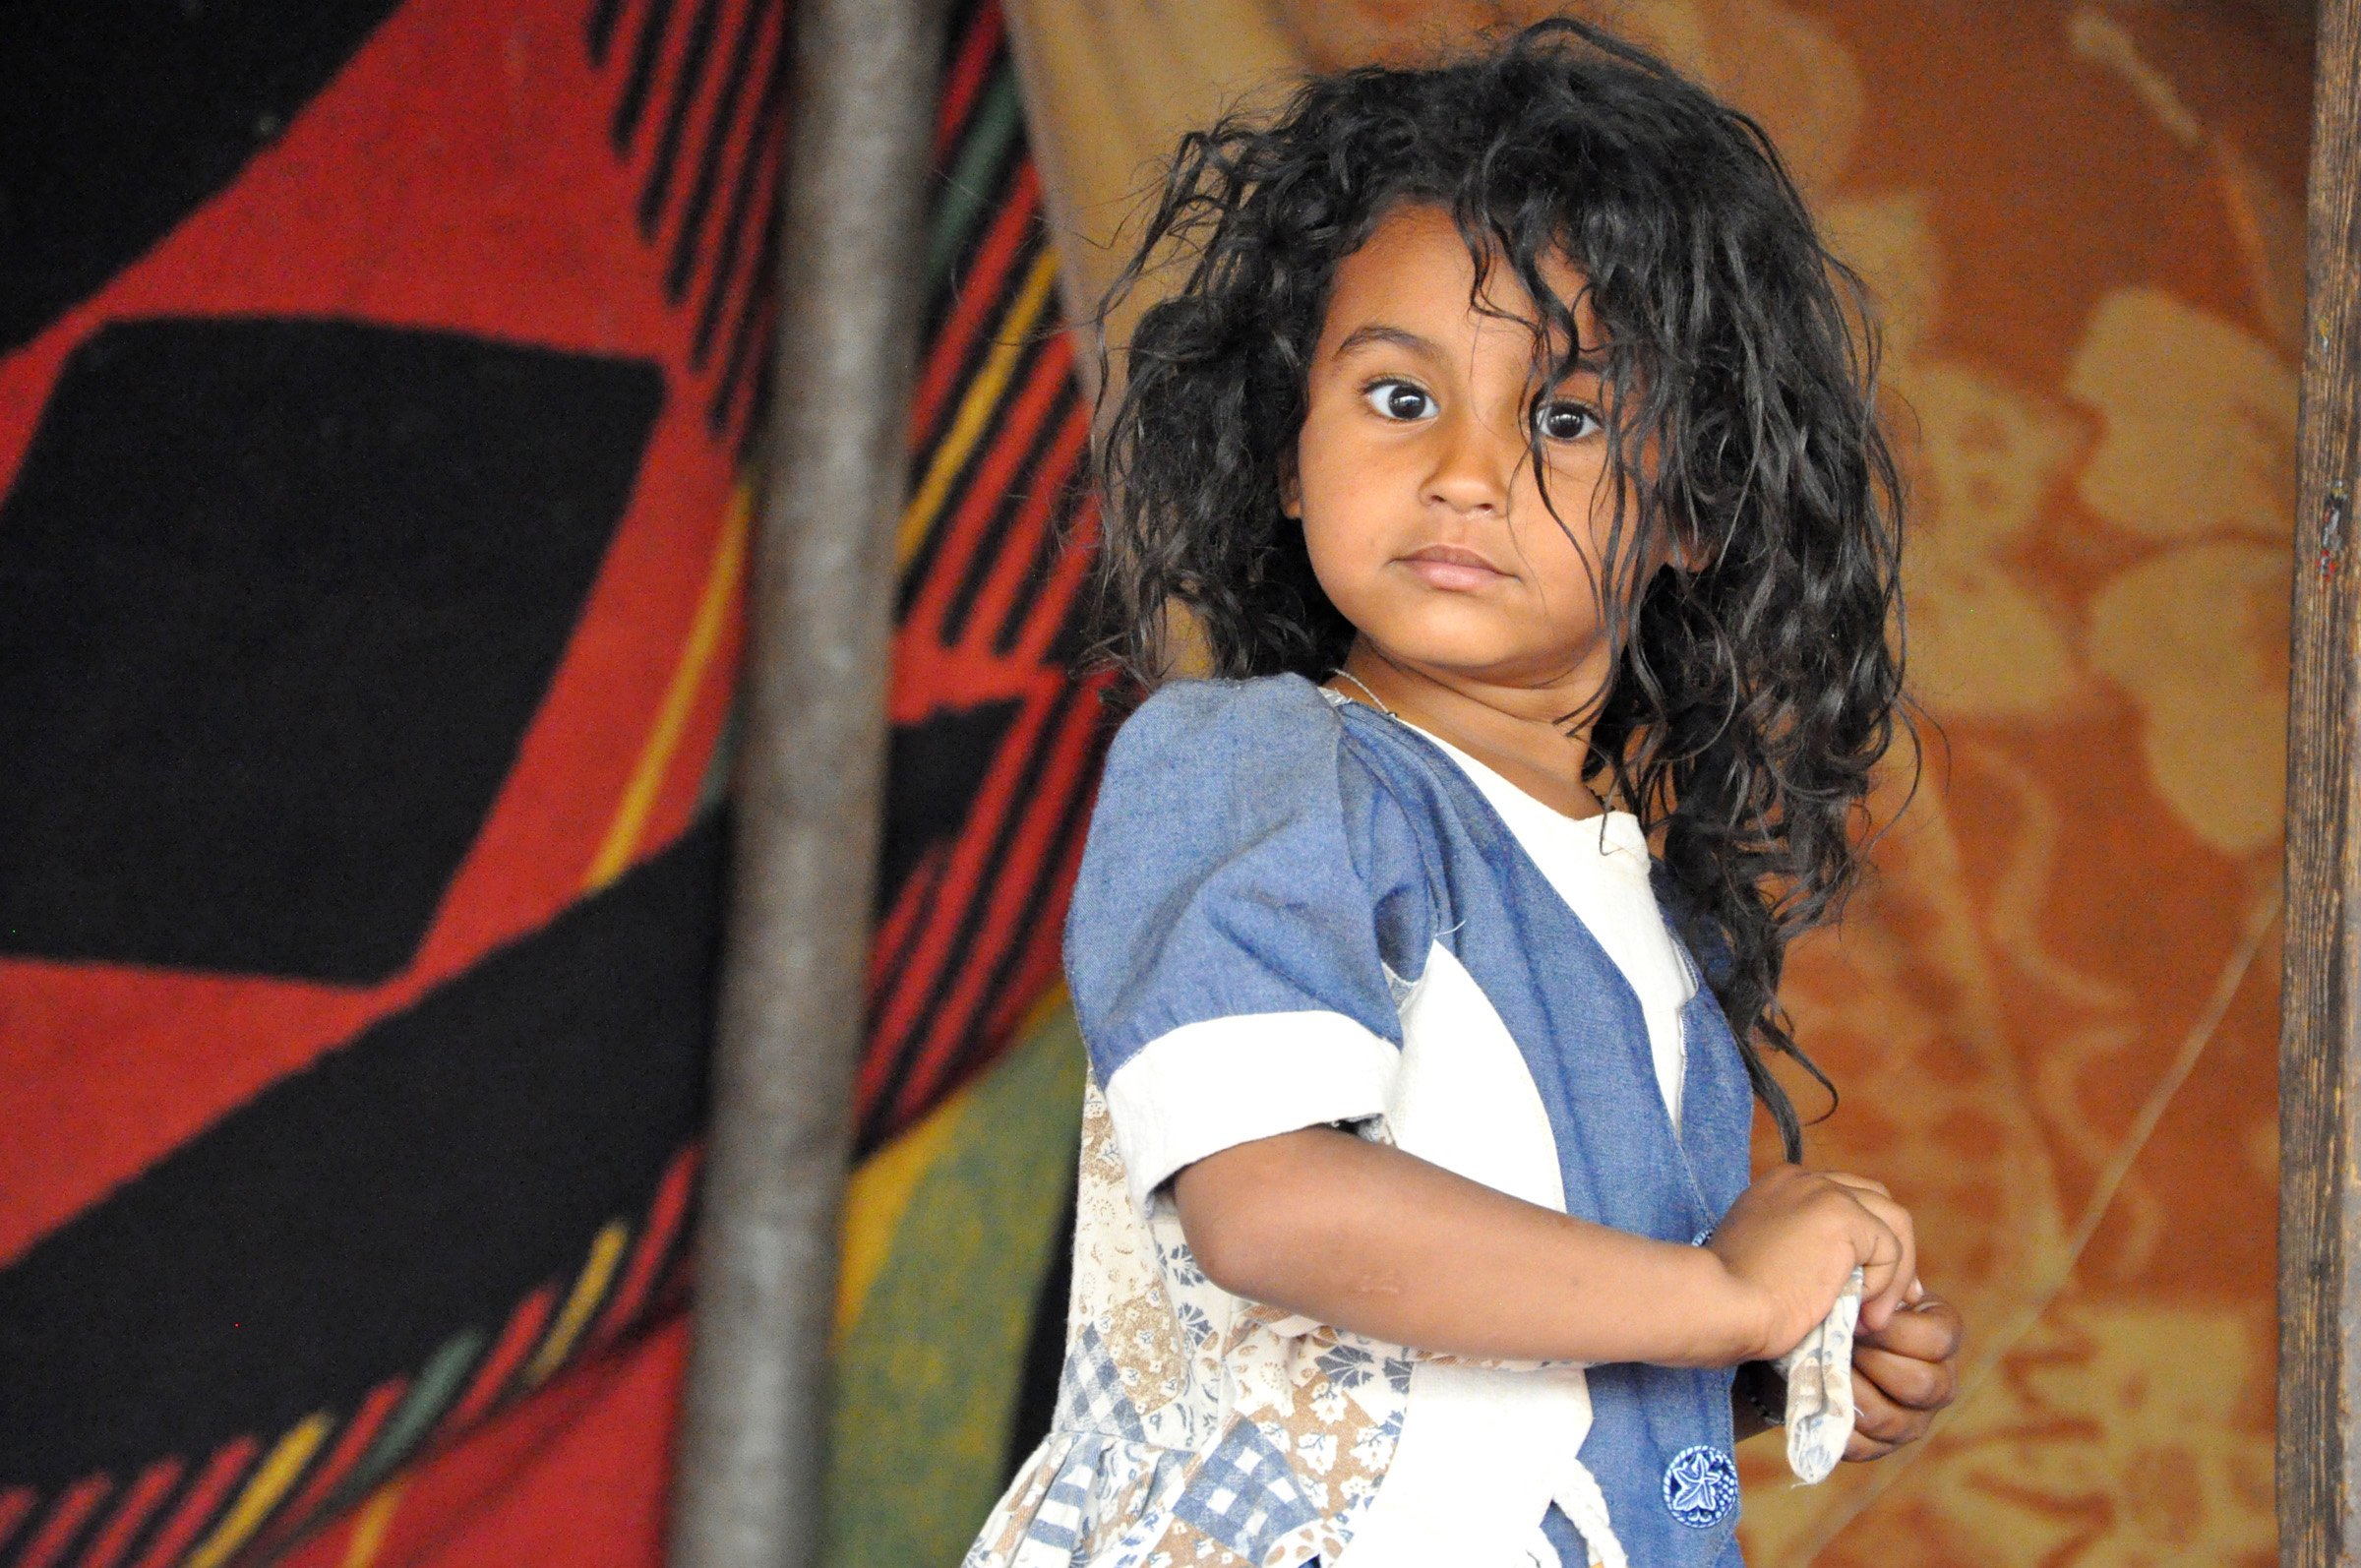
[{"xmin": 971, "ymin": 20, "xmax": 1962, "ymax": 1567}]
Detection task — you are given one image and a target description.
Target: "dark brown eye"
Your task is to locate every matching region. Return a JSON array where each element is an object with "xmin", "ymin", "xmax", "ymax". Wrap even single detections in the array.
[
  {"xmin": 1535, "ymin": 400, "xmax": 1601, "ymax": 443},
  {"xmin": 1362, "ymin": 380, "xmax": 1436, "ymax": 422}
]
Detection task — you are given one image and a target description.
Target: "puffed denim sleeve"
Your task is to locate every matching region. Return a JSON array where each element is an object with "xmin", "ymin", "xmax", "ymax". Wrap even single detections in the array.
[{"xmin": 1065, "ymin": 675, "xmax": 1432, "ymax": 1210}]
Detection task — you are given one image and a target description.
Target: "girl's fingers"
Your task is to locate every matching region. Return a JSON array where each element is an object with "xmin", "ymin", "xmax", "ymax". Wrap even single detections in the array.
[
  {"xmin": 1852, "ymin": 1343, "xmax": 1956, "ymax": 1413},
  {"xmin": 1847, "ymin": 1365, "xmax": 1934, "ymax": 1451},
  {"xmin": 1855, "ymin": 1295, "xmax": 1965, "ymax": 1374},
  {"xmin": 1822, "ymin": 1174, "xmax": 1918, "ymax": 1319},
  {"xmin": 1822, "ymin": 1172, "xmax": 1892, "ymax": 1200},
  {"xmin": 1846, "ymin": 1190, "xmax": 1916, "ymax": 1330},
  {"xmin": 1843, "ymin": 1430, "xmax": 1900, "ymax": 1463},
  {"xmin": 1842, "ymin": 1204, "xmax": 1916, "ymax": 1331},
  {"xmin": 1846, "ymin": 1213, "xmax": 1904, "ymax": 1329}
]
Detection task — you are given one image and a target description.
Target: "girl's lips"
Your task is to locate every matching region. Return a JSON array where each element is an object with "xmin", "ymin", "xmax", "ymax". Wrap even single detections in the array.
[{"xmin": 1400, "ymin": 544, "xmax": 1508, "ymax": 590}]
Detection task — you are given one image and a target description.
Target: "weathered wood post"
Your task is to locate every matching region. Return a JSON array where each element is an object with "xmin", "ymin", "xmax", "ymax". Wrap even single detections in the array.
[
  {"xmin": 666, "ymin": 0, "xmax": 942, "ymax": 1562},
  {"xmin": 2282, "ymin": 1, "xmax": 2361, "ymax": 1562}
]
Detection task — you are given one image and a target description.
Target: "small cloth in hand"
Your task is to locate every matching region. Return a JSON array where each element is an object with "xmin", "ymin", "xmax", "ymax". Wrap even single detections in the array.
[{"xmin": 1774, "ymin": 1267, "xmax": 1863, "ymax": 1484}]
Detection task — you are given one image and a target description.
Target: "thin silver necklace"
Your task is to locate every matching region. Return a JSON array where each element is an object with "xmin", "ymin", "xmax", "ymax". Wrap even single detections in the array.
[
  {"xmin": 1326, "ymin": 668, "xmax": 1616, "ymax": 818},
  {"xmin": 1328, "ymin": 667, "xmax": 1397, "ymax": 717}
]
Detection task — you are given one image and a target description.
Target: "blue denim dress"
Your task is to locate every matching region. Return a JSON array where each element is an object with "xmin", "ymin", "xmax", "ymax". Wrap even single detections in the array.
[{"xmin": 971, "ymin": 673, "xmax": 1751, "ymax": 1568}]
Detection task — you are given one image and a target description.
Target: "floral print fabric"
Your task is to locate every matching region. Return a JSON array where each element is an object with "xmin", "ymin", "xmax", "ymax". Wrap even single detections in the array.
[
  {"xmin": 966, "ymin": 1083, "xmax": 1418, "ymax": 1568},
  {"xmin": 1776, "ymin": 1269, "xmax": 1864, "ymax": 1485}
]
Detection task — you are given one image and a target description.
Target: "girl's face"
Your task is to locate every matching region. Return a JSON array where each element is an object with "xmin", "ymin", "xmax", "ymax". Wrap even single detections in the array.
[{"xmin": 1287, "ymin": 205, "xmax": 1625, "ymax": 701}]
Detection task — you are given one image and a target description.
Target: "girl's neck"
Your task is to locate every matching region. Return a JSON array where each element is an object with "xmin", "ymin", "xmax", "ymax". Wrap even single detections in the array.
[{"xmin": 1333, "ymin": 642, "xmax": 1613, "ymax": 821}]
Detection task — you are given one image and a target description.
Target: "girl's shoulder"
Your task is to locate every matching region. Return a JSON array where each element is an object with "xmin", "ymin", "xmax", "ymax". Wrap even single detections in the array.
[
  {"xmin": 1092, "ymin": 672, "xmax": 1425, "ymax": 887},
  {"xmin": 1102, "ymin": 672, "xmax": 1412, "ymax": 835},
  {"xmin": 1069, "ymin": 673, "xmax": 1437, "ymax": 1083},
  {"xmin": 1108, "ymin": 671, "xmax": 1341, "ymax": 769}
]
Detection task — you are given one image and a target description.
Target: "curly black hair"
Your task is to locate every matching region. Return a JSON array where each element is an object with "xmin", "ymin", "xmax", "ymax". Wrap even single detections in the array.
[{"xmin": 1086, "ymin": 17, "xmax": 1910, "ymax": 1161}]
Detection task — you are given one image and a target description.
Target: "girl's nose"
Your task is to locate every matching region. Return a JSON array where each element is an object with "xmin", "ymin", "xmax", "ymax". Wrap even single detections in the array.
[{"xmin": 1423, "ymin": 409, "xmax": 1517, "ymax": 516}]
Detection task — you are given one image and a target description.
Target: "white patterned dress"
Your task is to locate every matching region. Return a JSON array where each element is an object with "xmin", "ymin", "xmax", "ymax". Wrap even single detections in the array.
[{"xmin": 967, "ymin": 676, "xmax": 1853, "ymax": 1568}]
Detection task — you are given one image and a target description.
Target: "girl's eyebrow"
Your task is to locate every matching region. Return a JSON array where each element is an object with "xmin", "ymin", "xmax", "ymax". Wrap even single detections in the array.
[
  {"xmin": 1331, "ymin": 323, "xmax": 1437, "ymax": 361},
  {"xmin": 1333, "ymin": 321, "xmax": 1608, "ymax": 377}
]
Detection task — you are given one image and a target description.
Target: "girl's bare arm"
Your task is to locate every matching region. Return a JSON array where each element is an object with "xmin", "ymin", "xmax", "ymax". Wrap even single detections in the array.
[{"xmin": 1172, "ymin": 1125, "xmax": 1912, "ymax": 1369}]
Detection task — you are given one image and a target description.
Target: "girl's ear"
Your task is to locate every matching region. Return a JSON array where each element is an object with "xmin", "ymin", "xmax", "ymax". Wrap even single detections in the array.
[{"xmin": 1279, "ymin": 449, "xmax": 1302, "ymax": 520}]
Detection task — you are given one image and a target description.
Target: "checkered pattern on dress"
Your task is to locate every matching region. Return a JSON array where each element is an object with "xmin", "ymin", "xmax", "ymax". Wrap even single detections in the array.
[
  {"xmin": 1054, "ymin": 1323, "xmax": 1150, "ymax": 1443},
  {"xmin": 1024, "ymin": 1449, "xmax": 1099, "ymax": 1554},
  {"xmin": 1173, "ymin": 1418, "xmax": 1318, "ymax": 1561}
]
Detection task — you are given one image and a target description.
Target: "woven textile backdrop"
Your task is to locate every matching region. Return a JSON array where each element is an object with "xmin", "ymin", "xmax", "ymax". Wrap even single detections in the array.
[
  {"xmin": 0, "ymin": 0, "xmax": 1105, "ymax": 1563},
  {"xmin": 989, "ymin": 0, "xmax": 2304, "ymax": 1562},
  {"xmin": 0, "ymin": 0, "xmax": 760, "ymax": 1559}
]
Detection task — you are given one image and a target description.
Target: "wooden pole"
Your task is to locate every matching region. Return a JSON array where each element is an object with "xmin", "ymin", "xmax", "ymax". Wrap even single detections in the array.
[
  {"xmin": 666, "ymin": 0, "xmax": 941, "ymax": 1562},
  {"xmin": 2282, "ymin": 0, "xmax": 2361, "ymax": 1562}
]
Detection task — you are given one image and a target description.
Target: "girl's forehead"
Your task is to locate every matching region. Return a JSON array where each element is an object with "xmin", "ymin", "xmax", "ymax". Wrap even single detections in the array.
[{"xmin": 1319, "ymin": 204, "xmax": 1598, "ymax": 354}]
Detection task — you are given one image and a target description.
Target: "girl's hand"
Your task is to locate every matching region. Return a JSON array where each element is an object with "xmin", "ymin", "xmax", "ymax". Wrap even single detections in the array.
[
  {"xmin": 1845, "ymin": 1291, "xmax": 1965, "ymax": 1461},
  {"xmin": 1705, "ymin": 1165, "xmax": 1916, "ymax": 1361}
]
